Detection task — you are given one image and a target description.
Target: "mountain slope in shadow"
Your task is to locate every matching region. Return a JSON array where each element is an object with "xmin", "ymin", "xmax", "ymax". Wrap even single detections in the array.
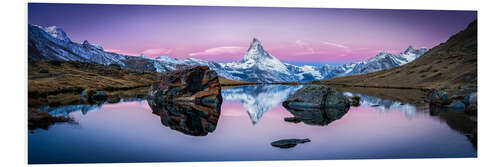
[{"xmin": 321, "ymin": 20, "xmax": 477, "ymax": 90}]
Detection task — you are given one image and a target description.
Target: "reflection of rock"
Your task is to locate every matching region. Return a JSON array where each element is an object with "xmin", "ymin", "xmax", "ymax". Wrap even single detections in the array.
[
  {"xmin": 149, "ymin": 66, "xmax": 222, "ymax": 106},
  {"xmin": 222, "ymin": 84, "xmax": 302, "ymax": 124},
  {"xmin": 148, "ymin": 100, "xmax": 222, "ymax": 136},
  {"xmin": 283, "ymin": 85, "xmax": 350, "ymax": 126},
  {"xmin": 147, "ymin": 66, "xmax": 222, "ymax": 136},
  {"xmin": 285, "ymin": 107, "xmax": 349, "ymax": 126},
  {"xmin": 284, "ymin": 117, "xmax": 301, "ymax": 123},
  {"xmin": 271, "ymin": 138, "xmax": 311, "ymax": 148},
  {"xmin": 429, "ymin": 106, "xmax": 477, "ymax": 148},
  {"xmin": 28, "ymin": 110, "xmax": 75, "ymax": 131}
]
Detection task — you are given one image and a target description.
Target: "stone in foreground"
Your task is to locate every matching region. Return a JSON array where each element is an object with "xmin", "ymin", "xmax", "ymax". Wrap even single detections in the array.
[
  {"xmin": 282, "ymin": 85, "xmax": 350, "ymax": 126},
  {"xmin": 147, "ymin": 66, "xmax": 223, "ymax": 136},
  {"xmin": 149, "ymin": 66, "xmax": 222, "ymax": 106},
  {"xmin": 271, "ymin": 138, "xmax": 311, "ymax": 148},
  {"xmin": 282, "ymin": 85, "xmax": 350, "ymax": 111}
]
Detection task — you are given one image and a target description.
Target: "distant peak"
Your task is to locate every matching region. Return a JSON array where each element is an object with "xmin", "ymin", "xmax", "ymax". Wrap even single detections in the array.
[
  {"xmin": 252, "ymin": 38, "xmax": 261, "ymax": 44},
  {"xmin": 249, "ymin": 38, "xmax": 263, "ymax": 50},
  {"xmin": 82, "ymin": 40, "xmax": 103, "ymax": 50},
  {"xmin": 244, "ymin": 38, "xmax": 273, "ymax": 61},
  {"xmin": 31, "ymin": 24, "xmax": 71, "ymax": 42}
]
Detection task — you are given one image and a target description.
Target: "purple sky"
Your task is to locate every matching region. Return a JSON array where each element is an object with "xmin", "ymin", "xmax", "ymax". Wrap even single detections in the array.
[{"xmin": 28, "ymin": 3, "xmax": 476, "ymax": 65}]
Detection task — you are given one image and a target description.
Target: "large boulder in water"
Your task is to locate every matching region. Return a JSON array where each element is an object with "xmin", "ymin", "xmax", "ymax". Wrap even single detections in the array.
[
  {"xmin": 283, "ymin": 85, "xmax": 350, "ymax": 111},
  {"xmin": 282, "ymin": 85, "xmax": 350, "ymax": 126},
  {"xmin": 429, "ymin": 88, "xmax": 452, "ymax": 105},
  {"xmin": 149, "ymin": 66, "xmax": 222, "ymax": 106},
  {"xmin": 147, "ymin": 66, "xmax": 223, "ymax": 136}
]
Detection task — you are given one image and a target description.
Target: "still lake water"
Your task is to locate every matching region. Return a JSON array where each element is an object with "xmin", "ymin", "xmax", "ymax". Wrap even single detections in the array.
[{"xmin": 28, "ymin": 84, "xmax": 477, "ymax": 164}]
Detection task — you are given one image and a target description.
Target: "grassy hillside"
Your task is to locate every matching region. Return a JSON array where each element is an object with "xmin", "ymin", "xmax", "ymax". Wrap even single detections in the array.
[
  {"xmin": 321, "ymin": 20, "xmax": 477, "ymax": 90},
  {"xmin": 28, "ymin": 60, "xmax": 160, "ymax": 107},
  {"xmin": 219, "ymin": 76, "xmax": 255, "ymax": 86}
]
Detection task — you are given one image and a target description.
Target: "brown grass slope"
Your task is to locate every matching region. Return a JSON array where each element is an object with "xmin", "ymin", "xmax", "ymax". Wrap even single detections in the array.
[
  {"xmin": 322, "ymin": 20, "xmax": 477, "ymax": 90},
  {"xmin": 28, "ymin": 60, "xmax": 160, "ymax": 107},
  {"xmin": 219, "ymin": 76, "xmax": 255, "ymax": 86}
]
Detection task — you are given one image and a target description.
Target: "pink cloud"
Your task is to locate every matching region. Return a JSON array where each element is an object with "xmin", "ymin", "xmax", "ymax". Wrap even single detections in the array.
[
  {"xmin": 188, "ymin": 46, "xmax": 246, "ymax": 61},
  {"xmin": 141, "ymin": 48, "xmax": 172, "ymax": 57},
  {"xmin": 320, "ymin": 41, "xmax": 349, "ymax": 49},
  {"xmin": 104, "ymin": 49, "xmax": 139, "ymax": 56}
]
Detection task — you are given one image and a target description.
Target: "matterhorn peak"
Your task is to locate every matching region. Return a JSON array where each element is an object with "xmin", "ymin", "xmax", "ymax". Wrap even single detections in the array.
[{"xmin": 243, "ymin": 38, "xmax": 273, "ymax": 61}]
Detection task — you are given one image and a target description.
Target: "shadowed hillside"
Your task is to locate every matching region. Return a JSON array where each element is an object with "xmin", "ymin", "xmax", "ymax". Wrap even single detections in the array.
[{"xmin": 321, "ymin": 20, "xmax": 477, "ymax": 90}]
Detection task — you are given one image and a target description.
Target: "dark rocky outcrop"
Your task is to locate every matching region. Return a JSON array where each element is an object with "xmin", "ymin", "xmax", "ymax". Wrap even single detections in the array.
[
  {"xmin": 429, "ymin": 88, "xmax": 451, "ymax": 105},
  {"xmin": 149, "ymin": 66, "xmax": 222, "ymax": 106},
  {"xmin": 429, "ymin": 88, "xmax": 477, "ymax": 115},
  {"xmin": 283, "ymin": 85, "xmax": 350, "ymax": 111},
  {"xmin": 271, "ymin": 138, "xmax": 311, "ymax": 148},
  {"xmin": 147, "ymin": 66, "xmax": 223, "ymax": 136},
  {"xmin": 81, "ymin": 88, "xmax": 108, "ymax": 103},
  {"xmin": 347, "ymin": 96, "xmax": 361, "ymax": 107},
  {"xmin": 282, "ymin": 85, "xmax": 350, "ymax": 126}
]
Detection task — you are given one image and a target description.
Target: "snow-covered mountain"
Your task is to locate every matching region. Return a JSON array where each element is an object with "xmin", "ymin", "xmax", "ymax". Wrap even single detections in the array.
[
  {"xmin": 222, "ymin": 85, "xmax": 302, "ymax": 124},
  {"xmin": 334, "ymin": 46, "xmax": 428, "ymax": 76},
  {"xmin": 28, "ymin": 24, "xmax": 427, "ymax": 82}
]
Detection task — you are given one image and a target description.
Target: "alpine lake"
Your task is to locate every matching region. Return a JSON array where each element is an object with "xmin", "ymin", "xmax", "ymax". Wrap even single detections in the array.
[{"xmin": 28, "ymin": 84, "xmax": 477, "ymax": 164}]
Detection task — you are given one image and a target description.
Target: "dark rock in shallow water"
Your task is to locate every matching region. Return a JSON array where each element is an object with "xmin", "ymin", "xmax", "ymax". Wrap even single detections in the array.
[
  {"xmin": 284, "ymin": 117, "xmax": 301, "ymax": 123},
  {"xmin": 81, "ymin": 88, "xmax": 108, "ymax": 103},
  {"xmin": 282, "ymin": 85, "xmax": 350, "ymax": 126},
  {"xmin": 149, "ymin": 66, "xmax": 222, "ymax": 106},
  {"xmin": 39, "ymin": 68, "xmax": 48, "ymax": 73},
  {"xmin": 282, "ymin": 85, "xmax": 350, "ymax": 111},
  {"xmin": 271, "ymin": 138, "xmax": 311, "ymax": 148},
  {"xmin": 147, "ymin": 66, "xmax": 223, "ymax": 136},
  {"xmin": 429, "ymin": 88, "xmax": 451, "ymax": 105},
  {"xmin": 92, "ymin": 91, "xmax": 108, "ymax": 101},
  {"xmin": 445, "ymin": 100, "xmax": 466, "ymax": 109},
  {"xmin": 347, "ymin": 96, "xmax": 361, "ymax": 107}
]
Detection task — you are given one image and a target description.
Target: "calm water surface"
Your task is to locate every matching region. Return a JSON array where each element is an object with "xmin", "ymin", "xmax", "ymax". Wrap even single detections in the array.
[{"xmin": 28, "ymin": 85, "xmax": 477, "ymax": 164}]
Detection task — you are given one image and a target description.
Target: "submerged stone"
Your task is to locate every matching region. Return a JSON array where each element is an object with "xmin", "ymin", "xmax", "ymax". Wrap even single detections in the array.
[{"xmin": 270, "ymin": 138, "xmax": 311, "ymax": 148}]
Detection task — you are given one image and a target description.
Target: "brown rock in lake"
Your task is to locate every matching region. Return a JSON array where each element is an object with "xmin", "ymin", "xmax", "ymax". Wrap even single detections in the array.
[
  {"xmin": 149, "ymin": 66, "xmax": 222, "ymax": 106},
  {"xmin": 147, "ymin": 66, "xmax": 223, "ymax": 136}
]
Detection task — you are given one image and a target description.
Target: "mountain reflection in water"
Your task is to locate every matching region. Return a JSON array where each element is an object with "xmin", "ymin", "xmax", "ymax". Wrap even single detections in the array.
[
  {"xmin": 222, "ymin": 84, "xmax": 302, "ymax": 124},
  {"xmin": 28, "ymin": 85, "xmax": 477, "ymax": 163}
]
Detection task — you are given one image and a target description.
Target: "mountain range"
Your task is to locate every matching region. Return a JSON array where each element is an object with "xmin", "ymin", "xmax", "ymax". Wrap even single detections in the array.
[
  {"xmin": 322, "ymin": 20, "xmax": 477, "ymax": 89},
  {"xmin": 28, "ymin": 24, "xmax": 427, "ymax": 82}
]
